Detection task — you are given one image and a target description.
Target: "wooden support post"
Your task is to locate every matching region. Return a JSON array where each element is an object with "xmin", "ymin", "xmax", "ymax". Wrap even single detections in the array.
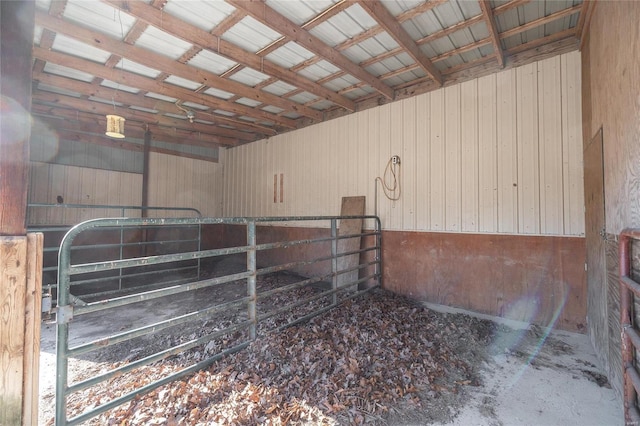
[
  {"xmin": 0, "ymin": 234, "xmax": 43, "ymax": 425},
  {"xmin": 1, "ymin": 2, "xmax": 40, "ymax": 424}
]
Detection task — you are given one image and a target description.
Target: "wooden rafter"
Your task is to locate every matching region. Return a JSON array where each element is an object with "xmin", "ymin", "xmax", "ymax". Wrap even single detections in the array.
[
  {"xmin": 31, "ymin": 106, "xmax": 233, "ymax": 148},
  {"xmin": 499, "ymin": 4, "xmax": 582, "ymax": 41},
  {"xmin": 35, "ymin": 10, "xmax": 323, "ymax": 122},
  {"xmin": 32, "ymin": 46, "xmax": 297, "ymax": 129},
  {"xmin": 105, "ymin": 0, "xmax": 355, "ymax": 112},
  {"xmin": 228, "ymin": 0, "xmax": 395, "ymax": 100},
  {"xmin": 32, "ymin": 90, "xmax": 245, "ymax": 145},
  {"xmin": 357, "ymin": 0, "xmax": 442, "ymax": 85},
  {"xmin": 576, "ymin": 0, "xmax": 597, "ymax": 50},
  {"xmin": 478, "ymin": 0, "xmax": 504, "ymax": 68}
]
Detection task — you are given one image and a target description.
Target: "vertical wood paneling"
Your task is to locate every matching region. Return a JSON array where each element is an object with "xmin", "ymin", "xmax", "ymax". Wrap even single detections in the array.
[
  {"xmin": 461, "ymin": 79, "xmax": 479, "ymax": 232},
  {"xmin": 402, "ymin": 97, "xmax": 417, "ymax": 231},
  {"xmin": 222, "ymin": 51, "xmax": 584, "ymax": 237},
  {"xmin": 496, "ymin": 69, "xmax": 518, "ymax": 233},
  {"xmin": 538, "ymin": 56, "xmax": 564, "ymax": 234},
  {"xmin": 415, "ymin": 93, "xmax": 430, "ymax": 230},
  {"xmin": 430, "ymin": 89, "xmax": 445, "ymax": 230},
  {"xmin": 444, "ymin": 85, "xmax": 461, "ymax": 231},
  {"xmin": 516, "ymin": 62, "xmax": 541, "ymax": 234},
  {"xmin": 478, "ymin": 74, "xmax": 498, "ymax": 232},
  {"xmin": 562, "ymin": 52, "xmax": 585, "ymax": 235}
]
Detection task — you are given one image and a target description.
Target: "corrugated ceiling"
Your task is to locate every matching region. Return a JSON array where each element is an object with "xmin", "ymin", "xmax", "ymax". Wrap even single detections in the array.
[{"xmin": 30, "ymin": 0, "xmax": 589, "ymax": 157}]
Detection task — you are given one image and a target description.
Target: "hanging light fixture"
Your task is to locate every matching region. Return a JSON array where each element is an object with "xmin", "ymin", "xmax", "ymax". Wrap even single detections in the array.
[{"xmin": 105, "ymin": 114, "xmax": 126, "ymax": 138}]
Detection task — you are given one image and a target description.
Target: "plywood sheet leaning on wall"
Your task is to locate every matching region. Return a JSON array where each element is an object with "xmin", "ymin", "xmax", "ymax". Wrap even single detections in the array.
[{"xmin": 337, "ymin": 196, "xmax": 365, "ymax": 288}]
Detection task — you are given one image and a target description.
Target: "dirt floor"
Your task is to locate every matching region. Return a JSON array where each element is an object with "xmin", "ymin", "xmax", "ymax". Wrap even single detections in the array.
[{"xmin": 38, "ymin": 260, "xmax": 622, "ymax": 425}]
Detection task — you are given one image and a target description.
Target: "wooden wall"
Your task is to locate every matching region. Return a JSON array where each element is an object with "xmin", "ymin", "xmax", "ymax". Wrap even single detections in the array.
[
  {"xmin": 582, "ymin": 0, "xmax": 640, "ymax": 397},
  {"xmin": 147, "ymin": 152, "xmax": 224, "ymax": 217},
  {"xmin": 28, "ymin": 162, "xmax": 142, "ymax": 225},
  {"xmin": 27, "ymin": 151, "xmax": 224, "ymax": 224},
  {"xmin": 223, "ymin": 51, "xmax": 584, "ymax": 237}
]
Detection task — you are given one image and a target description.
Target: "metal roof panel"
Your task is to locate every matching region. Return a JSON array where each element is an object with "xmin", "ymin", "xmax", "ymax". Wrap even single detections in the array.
[
  {"xmin": 114, "ymin": 58, "xmax": 162, "ymax": 79},
  {"xmin": 145, "ymin": 92, "xmax": 178, "ymax": 103},
  {"xmin": 261, "ymin": 81, "xmax": 297, "ymax": 96},
  {"xmin": 163, "ymin": 0, "xmax": 235, "ymax": 32},
  {"xmin": 51, "ymin": 33, "xmax": 112, "ymax": 63},
  {"xmin": 43, "ymin": 63, "xmax": 95, "ymax": 83},
  {"xmin": 221, "ymin": 16, "xmax": 282, "ymax": 53},
  {"xmin": 265, "ymin": 42, "xmax": 315, "ymax": 69},
  {"xmin": 63, "ymin": 0, "xmax": 136, "ymax": 40},
  {"xmin": 204, "ymin": 87, "xmax": 235, "ymax": 100},
  {"xmin": 135, "ymin": 26, "xmax": 193, "ymax": 60},
  {"xmin": 163, "ymin": 75, "xmax": 202, "ymax": 90},
  {"xmin": 188, "ymin": 50, "xmax": 237, "ymax": 75},
  {"xmin": 100, "ymin": 79, "xmax": 140, "ymax": 94},
  {"xmin": 265, "ymin": 0, "xmax": 338, "ymax": 26},
  {"xmin": 228, "ymin": 67, "xmax": 271, "ymax": 87}
]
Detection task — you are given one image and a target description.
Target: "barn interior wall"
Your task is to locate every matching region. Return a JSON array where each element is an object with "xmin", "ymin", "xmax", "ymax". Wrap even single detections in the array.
[
  {"xmin": 221, "ymin": 51, "xmax": 585, "ymax": 331},
  {"xmin": 582, "ymin": 0, "xmax": 640, "ymax": 397}
]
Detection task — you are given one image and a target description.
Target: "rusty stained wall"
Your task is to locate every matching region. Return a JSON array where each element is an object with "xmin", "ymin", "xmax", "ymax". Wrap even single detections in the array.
[
  {"xmin": 382, "ymin": 231, "xmax": 586, "ymax": 332},
  {"xmin": 582, "ymin": 1, "xmax": 640, "ymax": 396}
]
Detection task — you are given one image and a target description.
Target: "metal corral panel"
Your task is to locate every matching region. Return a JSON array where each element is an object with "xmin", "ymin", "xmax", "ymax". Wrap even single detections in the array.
[
  {"xmin": 162, "ymin": 0, "xmax": 235, "ymax": 32},
  {"xmin": 224, "ymin": 51, "xmax": 585, "ymax": 236}
]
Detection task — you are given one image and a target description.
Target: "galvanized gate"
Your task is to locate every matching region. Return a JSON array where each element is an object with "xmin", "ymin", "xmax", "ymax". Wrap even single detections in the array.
[{"xmin": 55, "ymin": 215, "xmax": 381, "ymax": 425}]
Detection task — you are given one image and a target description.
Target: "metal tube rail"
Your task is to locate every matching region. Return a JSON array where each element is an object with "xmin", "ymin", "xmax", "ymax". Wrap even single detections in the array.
[
  {"xmin": 68, "ymin": 319, "xmax": 253, "ymax": 395},
  {"xmin": 55, "ymin": 214, "xmax": 382, "ymax": 426},
  {"xmin": 73, "ymin": 271, "xmax": 252, "ymax": 316},
  {"xmin": 68, "ymin": 296, "xmax": 249, "ymax": 357},
  {"xmin": 66, "ymin": 341, "xmax": 252, "ymax": 426}
]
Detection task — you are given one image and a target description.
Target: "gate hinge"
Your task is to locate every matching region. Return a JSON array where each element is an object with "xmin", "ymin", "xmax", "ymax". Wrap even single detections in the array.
[{"xmin": 57, "ymin": 305, "xmax": 74, "ymax": 324}]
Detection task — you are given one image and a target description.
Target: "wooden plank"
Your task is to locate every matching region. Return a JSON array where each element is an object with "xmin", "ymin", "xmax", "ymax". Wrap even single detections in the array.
[
  {"xmin": 337, "ymin": 196, "xmax": 366, "ymax": 288},
  {"xmin": 444, "ymin": 85, "xmax": 461, "ymax": 231},
  {"xmin": 561, "ymin": 51, "xmax": 585, "ymax": 235},
  {"xmin": 538, "ymin": 55, "xmax": 564, "ymax": 234},
  {"xmin": 22, "ymin": 233, "xmax": 43, "ymax": 426},
  {"xmin": 478, "ymin": 74, "xmax": 498, "ymax": 232},
  {"xmin": 496, "ymin": 69, "xmax": 518, "ymax": 233},
  {"xmin": 478, "ymin": 0, "xmax": 505, "ymax": 67},
  {"xmin": 516, "ymin": 62, "xmax": 540, "ymax": 233},
  {"xmin": 228, "ymin": 0, "xmax": 394, "ymax": 100},
  {"xmin": 429, "ymin": 89, "xmax": 445, "ymax": 230},
  {"xmin": 358, "ymin": 0, "xmax": 442, "ymax": 85},
  {"xmin": 401, "ymin": 97, "xmax": 417, "ymax": 231},
  {"xmin": 415, "ymin": 93, "xmax": 430, "ymax": 230},
  {"xmin": 0, "ymin": 237, "xmax": 28, "ymax": 425},
  {"xmin": 460, "ymin": 79, "xmax": 479, "ymax": 232}
]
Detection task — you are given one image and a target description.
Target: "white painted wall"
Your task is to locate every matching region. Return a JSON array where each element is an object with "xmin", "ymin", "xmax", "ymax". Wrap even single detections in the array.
[
  {"xmin": 147, "ymin": 152, "xmax": 224, "ymax": 217},
  {"xmin": 223, "ymin": 51, "xmax": 584, "ymax": 236}
]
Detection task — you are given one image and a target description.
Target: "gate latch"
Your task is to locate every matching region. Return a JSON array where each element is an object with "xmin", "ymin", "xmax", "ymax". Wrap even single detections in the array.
[{"xmin": 57, "ymin": 305, "xmax": 74, "ymax": 324}]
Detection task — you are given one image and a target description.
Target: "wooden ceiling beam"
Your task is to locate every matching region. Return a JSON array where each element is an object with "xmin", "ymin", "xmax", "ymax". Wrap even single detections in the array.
[
  {"xmin": 35, "ymin": 10, "xmax": 323, "ymax": 121},
  {"xmin": 228, "ymin": 0, "xmax": 395, "ymax": 100},
  {"xmin": 32, "ymin": 106, "xmax": 235, "ymax": 148},
  {"xmin": 357, "ymin": 0, "xmax": 442, "ymax": 85},
  {"xmin": 498, "ymin": 4, "xmax": 582, "ymax": 41},
  {"xmin": 106, "ymin": 0, "xmax": 354, "ymax": 112},
  {"xmin": 478, "ymin": 0, "xmax": 505, "ymax": 68},
  {"xmin": 32, "ymin": 46, "xmax": 297, "ymax": 129},
  {"xmin": 577, "ymin": 0, "xmax": 597, "ymax": 51},
  {"xmin": 34, "ymin": 114, "xmax": 228, "ymax": 149},
  {"xmin": 32, "ymin": 90, "xmax": 247, "ymax": 144},
  {"xmin": 35, "ymin": 69, "xmax": 274, "ymax": 139}
]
